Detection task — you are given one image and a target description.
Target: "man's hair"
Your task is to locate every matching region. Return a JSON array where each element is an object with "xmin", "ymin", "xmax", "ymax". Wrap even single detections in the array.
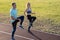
[{"xmin": 12, "ymin": 2, "xmax": 16, "ymax": 6}]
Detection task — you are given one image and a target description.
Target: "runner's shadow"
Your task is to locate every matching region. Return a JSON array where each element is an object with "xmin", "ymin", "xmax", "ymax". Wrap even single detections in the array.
[{"xmin": 28, "ymin": 31, "xmax": 42, "ymax": 40}]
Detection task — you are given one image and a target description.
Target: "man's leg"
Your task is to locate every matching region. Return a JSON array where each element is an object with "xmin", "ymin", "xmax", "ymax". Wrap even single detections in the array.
[
  {"xmin": 11, "ymin": 23, "xmax": 16, "ymax": 40},
  {"xmin": 11, "ymin": 20, "xmax": 19, "ymax": 40},
  {"xmin": 18, "ymin": 16, "xmax": 24, "ymax": 29}
]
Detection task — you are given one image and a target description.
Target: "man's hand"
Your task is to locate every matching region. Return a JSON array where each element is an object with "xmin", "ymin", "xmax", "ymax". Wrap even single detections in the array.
[{"xmin": 11, "ymin": 16, "xmax": 16, "ymax": 20}]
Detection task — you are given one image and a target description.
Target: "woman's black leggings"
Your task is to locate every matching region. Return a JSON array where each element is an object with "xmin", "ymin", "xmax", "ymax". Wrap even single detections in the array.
[{"xmin": 27, "ymin": 15, "xmax": 36, "ymax": 24}]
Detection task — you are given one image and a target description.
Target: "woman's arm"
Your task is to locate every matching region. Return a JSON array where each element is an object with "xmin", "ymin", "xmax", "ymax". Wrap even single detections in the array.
[
  {"xmin": 30, "ymin": 8, "xmax": 35, "ymax": 14},
  {"xmin": 24, "ymin": 9, "xmax": 27, "ymax": 16},
  {"xmin": 31, "ymin": 10, "xmax": 35, "ymax": 14}
]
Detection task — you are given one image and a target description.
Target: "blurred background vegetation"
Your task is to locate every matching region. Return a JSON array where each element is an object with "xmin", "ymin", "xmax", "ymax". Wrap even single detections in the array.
[{"xmin": 0, "ymin": 0, "xmax": 60, "ymax": 35}]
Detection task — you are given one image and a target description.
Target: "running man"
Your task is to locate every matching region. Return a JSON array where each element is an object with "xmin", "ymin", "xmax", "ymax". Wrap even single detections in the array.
[
  {"xmin": 24, "ymin": 2, "xmax": 36, "ymax": 32},
  {"xmin": 10, "ymin": 3, "xmax": 24, "ymax": 40}
]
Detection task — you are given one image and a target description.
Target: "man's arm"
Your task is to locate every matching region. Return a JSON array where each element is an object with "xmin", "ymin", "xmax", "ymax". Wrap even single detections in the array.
[{"xmin": 11, "ymin": 16, "xmax": 16, "ymax": 20}]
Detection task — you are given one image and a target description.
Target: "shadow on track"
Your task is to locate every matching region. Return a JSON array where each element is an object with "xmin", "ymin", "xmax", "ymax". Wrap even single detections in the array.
[{"xmin": 28, "ymin": 31, "xmax": 42, "ymax": 40}]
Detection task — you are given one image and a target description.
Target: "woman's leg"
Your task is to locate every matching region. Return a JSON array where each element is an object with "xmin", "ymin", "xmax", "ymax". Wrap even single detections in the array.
[
  {"xmin": 27, "ymin": 15, "xmax": 32, "ymax": 23},
  {"xmin": 28, "ymin": 16, "xmax": 36, "ymax": 32},
  {"xmin": 27, "ymin": 15, "xmax": 32, "ymax": 32},
  {"xmin": 31, "ymin": 16, "xmax": 36, "ymax": 23}
]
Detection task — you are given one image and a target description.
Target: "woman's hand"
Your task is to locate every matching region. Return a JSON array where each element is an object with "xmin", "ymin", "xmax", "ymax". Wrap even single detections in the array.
[{"xmin": 32, "ymin": 13, "xmax": 35, "ymax": 14}]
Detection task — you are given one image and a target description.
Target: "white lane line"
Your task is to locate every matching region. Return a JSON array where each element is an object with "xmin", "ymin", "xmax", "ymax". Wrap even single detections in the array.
[
  {"xmin": 0, "ymin": 23, "xmax": 60, "ymax": 36},
  {"xmin": 33, "ymin": 29, "xmax": 60, "ymax": 36},
  {"xmin": 0, "ymin": 31, "xmax": 34, "ymax": 40}
]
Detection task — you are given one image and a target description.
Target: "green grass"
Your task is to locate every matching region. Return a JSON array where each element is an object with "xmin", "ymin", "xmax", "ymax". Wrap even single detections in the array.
[{"xmin": 0, "ymin": 0, "xmax": 60, "ymax": 35}]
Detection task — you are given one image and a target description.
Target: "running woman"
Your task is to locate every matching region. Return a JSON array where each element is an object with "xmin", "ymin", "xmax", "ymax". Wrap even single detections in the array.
[
  {"xmin": 10, "ymin": 3, "xmax": 24, "ymax": 40},
  {"xmin": 24, "ymin": 2, "xmax": 36, "ymax": 32}
]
